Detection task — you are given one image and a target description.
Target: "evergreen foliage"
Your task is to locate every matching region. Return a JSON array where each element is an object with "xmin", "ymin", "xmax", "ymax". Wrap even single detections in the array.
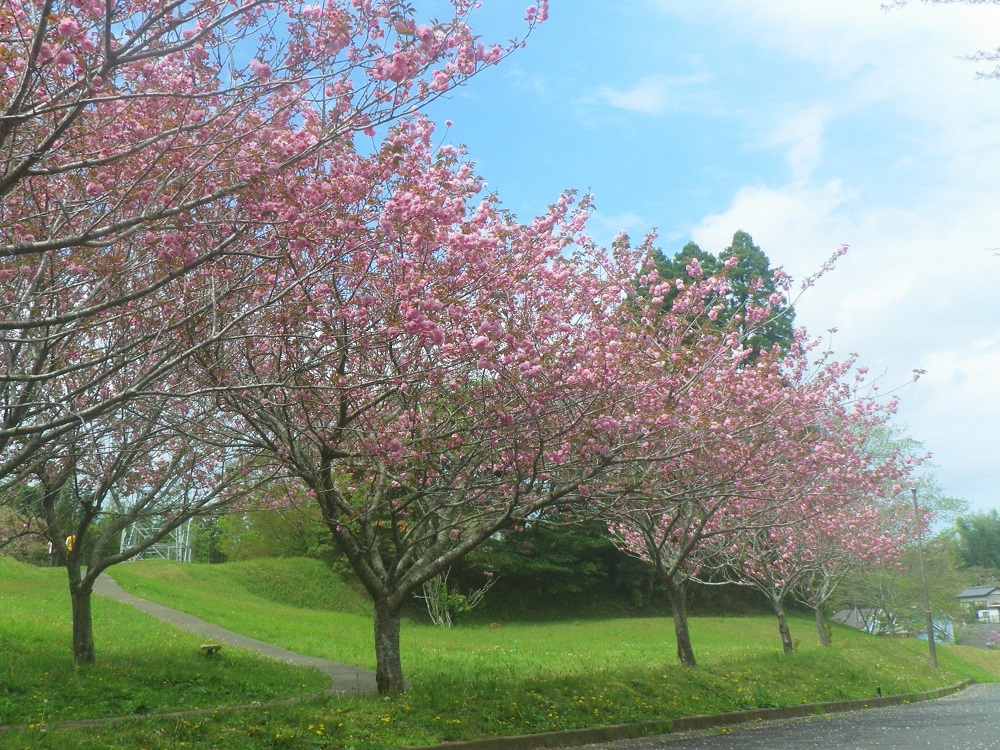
[
  {"xmin": 651, "ymin": 231, "xmax": 796, "ymax": 354},
  {"xmin": 955, "ymin": 509, "xmax": 1000, "ymax": 570}
]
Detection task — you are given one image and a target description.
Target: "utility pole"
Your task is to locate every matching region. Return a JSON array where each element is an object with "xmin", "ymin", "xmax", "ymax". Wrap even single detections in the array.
[{"xmin": 912, "ymin": 486, "xmax": 937, "ymax": 668}]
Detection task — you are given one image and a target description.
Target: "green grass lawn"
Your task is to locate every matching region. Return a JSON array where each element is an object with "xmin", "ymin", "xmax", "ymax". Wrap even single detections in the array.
[{"xmin": 3, "ymin": 556, "xmax": 999, "ymax": 750}]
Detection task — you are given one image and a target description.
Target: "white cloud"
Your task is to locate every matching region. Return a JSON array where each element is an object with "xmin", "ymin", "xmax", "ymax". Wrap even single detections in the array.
[
  {"xmin": 596, "ymin": 77, "xmax": 671, "ymax": 115},
  {"xmin": 457, "ymin": 0, "xmax": 1000, "ymax": 507},
  {"xmin": 635, "ymin": 1, "xmax": 1000, "ymax": 508},
  {"xmin": 502, "ymin": 65, "xmax": 550, "ymax": 98},
  {"xmin": 592, "ymin": 73, "xmax": 714, "ymax": 116},
  {"xmin": 590, "ymin": 210, "xmax": 651, "ymax": 241},
  {"xmin": 898, "ymin": 339, "xmax": 1000, "ymax": 506},
  {"xmin": 653, "ymin": 0, "xmax": 1000, "ymax": 74},
  {"xmin": 750, "ymin": 106, "xmax": 830, "ymax": 185},
  {"xmin": 651, "ymin": 0, "xmax": 1000, "ymax": 131},
  {"xmin": 690, "ymin": 181, "xmax": 850, "ymax": 272},
  {"xmin": 778, "ymin": 110, "xmax": 827, "ymax": 183},
  {"xmin": 689, "ymin": 170, "xmax": 1000, "ymax": 508}
]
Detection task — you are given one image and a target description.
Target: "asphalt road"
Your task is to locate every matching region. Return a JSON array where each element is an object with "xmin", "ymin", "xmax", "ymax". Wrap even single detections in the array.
[{"xmin": 589, "ymin": 683, "xmax": 1000, "ymax": 750}]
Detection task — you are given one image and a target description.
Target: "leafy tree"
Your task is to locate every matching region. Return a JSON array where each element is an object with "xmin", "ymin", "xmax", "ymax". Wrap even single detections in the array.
[
  {"xmin": 835, "ymin": 536, "xmax": 968, "ymax": 635},
  {"xmin": 216, "ymin": 505, "xmax": 336, "ymax": 563},
  {"xmin": 864, "ymin": 424, "xmax": 969, "ymax": 533},
  {"xmin": 827, "ymin": 424, "xmax": 972, "ymax": 637},
  {"xmin": 460, "ymin": 519, "xmax": 628, "ymax": 608},
  {"xmin": 0, "ymin": 485, "xmax": 46, "ymax": 561},
  {"xmin": 954, "ymin": 510, "xmax": 1000, "ymax": 570},
  {"xmin": 0, "ymin": 504, "xmax": 48, "ymax": 564},
  {"xmin": 190, "ymin": 517, "xmax": 228, "ymax": 565},
  {"xmin": 650, "ymin": 241, "xmax": 723, "ymax": 306},
  {"xmin": 722, "ymin": 231, "xmax": 796, "ymax": 352}
]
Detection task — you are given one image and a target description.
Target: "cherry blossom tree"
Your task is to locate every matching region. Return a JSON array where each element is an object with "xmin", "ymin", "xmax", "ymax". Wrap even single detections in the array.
[
  {"xmin": 792, "ymin": 428, "xmax": 931, "ymax": 646},
  {"xmin": 606, "ymin": 345, "xmax": 805, "ymax": 668},
  {"xmin": 185, "ymin": 115, "xmax": 743, "ymax": 692},
  {"xmin": 790, "ymin": 502, "xmax": 911, "ymax": 648},
  {"xmin": 708, "ymin": 493, "xmax": 909, "ymax": 655},
  {"xmin": 608, "ymin": 257, "xmax": 906, "ymax": 666},
  {"xmin": 32, "ymin": 379, "xmax": 270, "ymax": 665},
  {"xmin": 0, "ymin": 0, "xmax": 551, "ymax": 664},
  {"xmin": 686, "ymin": 360, "xmax": 916, "ymax": 655},
  {"xmin": 0, "ymin": 0, "xmax": 544, "ymax": 495}
]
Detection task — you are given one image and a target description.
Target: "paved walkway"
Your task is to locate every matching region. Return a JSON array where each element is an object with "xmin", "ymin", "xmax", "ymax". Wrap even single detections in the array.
[{"xmin": 92, "ymin": 574, "xmax": 377, "ymax": 695}]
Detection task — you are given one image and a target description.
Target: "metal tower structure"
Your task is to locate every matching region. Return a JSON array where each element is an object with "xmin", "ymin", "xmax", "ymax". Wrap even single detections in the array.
[{"xmin": 120, "ymin": 518, "xmax": 193, "ymax": 562}]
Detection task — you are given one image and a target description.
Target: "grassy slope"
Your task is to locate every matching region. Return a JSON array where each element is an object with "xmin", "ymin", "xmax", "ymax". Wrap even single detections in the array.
[
  {"xmin": 4, "ymin": 556, "xmax": 1000, "ymax": 750},
  {"xmin": 110, "ymin": 558, "xmax": 376, "ymax": 667},
  {"xmin": 0, "ymin": 557, "xmax": 330, "ymax": 728}
]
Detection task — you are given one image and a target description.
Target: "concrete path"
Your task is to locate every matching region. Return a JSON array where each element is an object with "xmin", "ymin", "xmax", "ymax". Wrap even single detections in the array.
[{"xmin": 92, "ymin": 574, "xmax": 377, "ymax": 695}]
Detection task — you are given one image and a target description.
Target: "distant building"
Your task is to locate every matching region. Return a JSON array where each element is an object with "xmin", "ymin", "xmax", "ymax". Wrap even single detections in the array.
[
  {"xmin": 831, "ymin": 606, "xmax": 884, "ymax": 634},
  {"xmin": 916, "ymin": 617, "xmax": 955, "ymax": 644},
  {"xmin": 956, "ymin": 585, "xmax": 1000, "ymax": 623},
  {"xmin": 832, "ymin": 606, "xmax": 955, "ymax": 642}
]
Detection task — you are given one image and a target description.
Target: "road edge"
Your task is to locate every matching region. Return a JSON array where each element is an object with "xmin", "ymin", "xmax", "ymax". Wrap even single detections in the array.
[{"xmin": 399, "ymin": 680, "xmax": 974, "ymax": 750}]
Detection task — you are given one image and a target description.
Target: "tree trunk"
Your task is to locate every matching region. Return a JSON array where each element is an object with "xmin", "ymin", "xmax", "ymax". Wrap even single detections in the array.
[
  {"xmin": 814, "ymin": 606, "xmax": 831, "ymax": 648},
  {"xmin": 70, "ymin": 579, "xmax": 96, "ymax": 665},
  {"xmin": 373, "ymin": 599, "xmax": 405, "ymax": 693},
  {"xmin": 772, "ymin": 594, "xmax": 794, "ymax": 654},
  {"xmin": 663, "ymin": 576, "xmax": 697, "ymax": 668}
]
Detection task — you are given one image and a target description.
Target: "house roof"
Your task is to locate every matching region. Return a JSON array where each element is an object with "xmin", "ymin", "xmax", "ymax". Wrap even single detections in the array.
[{"xmin": 957, "ymin": 586, "xmax": 1000, "ymax": 599}]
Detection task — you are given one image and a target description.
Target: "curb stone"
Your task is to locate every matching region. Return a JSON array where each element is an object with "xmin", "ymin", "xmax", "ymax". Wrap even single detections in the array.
[{"xmin": 399, "ymin": 680, "xmax": 974, "ymax": 750}]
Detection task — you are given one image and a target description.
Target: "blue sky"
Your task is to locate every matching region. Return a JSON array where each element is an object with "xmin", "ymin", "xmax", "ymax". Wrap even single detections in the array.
[{"xmin": 419, "ymin": 0, "xmax": 1000, "ymax": 512}]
